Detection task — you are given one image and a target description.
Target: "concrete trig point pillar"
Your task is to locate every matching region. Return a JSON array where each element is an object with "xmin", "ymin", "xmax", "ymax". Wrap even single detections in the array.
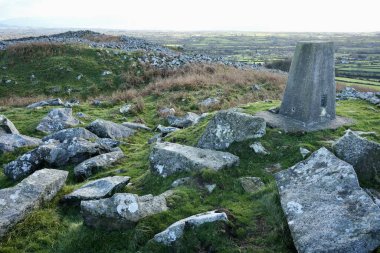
[
  {"xmin": 279, "ymin": 42, "xmax": 336, "ymax": 125},
  {"xmin": 256, "ymin": 41, "xmax": 353, "ymax": 132}
]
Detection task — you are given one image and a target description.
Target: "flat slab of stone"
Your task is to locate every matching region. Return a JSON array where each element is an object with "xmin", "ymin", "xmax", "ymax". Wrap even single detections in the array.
[
  {"xmin": 0, "ymin": 169, "xmax": 68, "ymax": 238},
  {"xmin": 167, "ymin": 112, "xmax": 200, "ymax": 128},
  {"xmin": 74, "ymin": 151, "xmax": 125, "ymax": 180},
  {"xmin": 333, "ymin": 130, "xmax": 380, "ymax": 183},
  {"xmin": 256, "ymin": 111, "xmax": 353, "ymax": 132},
  {"xmin": 87, "ymin": 119, "xmax": 135, "ymax": 139},
  {"xmin": 149, "ymin": 142, "xmax": 239, "ymax": 177},
  {"xmin": 81, "ymin": 193, "xmax": 168, "ymax": 230},
  {"xmin": 153, "ymin": 210, "xmax": 228, "ymax": 245},
  {"xmin": 36, "ymin": 108, "xmax": 80, "ymax": 134},
  {"xmin": 63, "ymin": 176, "xmax": 130, "ymax": 205},
  {"xmin": 275, "ymin": 147, "xmax": 380, "ymax": 253},
  {"xmin": 121, "ymin": 122, "xmax": 152, "ymax": 131},
  {"xmin": 0, "ymin": 115, "xmax": 19, "ymax": 135},
  {"xmin": 42, "ymin": 127, "xmax": 99, "ymax": 142},
  {"xmin": 0, "ymin": 134, "xmax": 41, "ymax": 153},
  {"xmin": 26, "ymin": 98, "xmax": 63, "ymax": 109},
  {"xmin": 197, "ymin": 110, "xmax": 266, "ymax": 150}
]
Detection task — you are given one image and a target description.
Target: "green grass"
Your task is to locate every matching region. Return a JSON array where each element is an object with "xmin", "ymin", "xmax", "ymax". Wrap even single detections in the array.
[{"xmin": 0, "ymin": 98, "xmax": 379, "ymax": 252}]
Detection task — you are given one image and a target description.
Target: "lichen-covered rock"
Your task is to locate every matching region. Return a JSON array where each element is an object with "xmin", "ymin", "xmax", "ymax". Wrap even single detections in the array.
[
  {"xmin": 153, "ymin": 210, "xmax": 228, "ymax": 245},
  {"xmin": 119, "ymin": 104, "xmax": 132, "ymax": 114},
  {"xmin": 122, "ymin": 122, "xmax": 152, "ymax": 131},
  {"xmin": 0, "ymin": 115, "xmax": 19, "ymax": 135},
  {"xmin": 239, "ymin": 177, "xmax": 264, "ymax": 193},
  {"xmin": 156, "ymin": 124, "xmax": 179, "ymax": 134},
  {"xmin": 87, "ymin": 119, "xmax": 135, "ymax": 139},
  {"xmin": 95, "ymin": 138, "xmax": 121, "ymax": 152},
  {"xmin": 42, "ymin": 127, "xmax": 99, "ymax": 142},
  {"xmin": 332, "ymin": 130, "xmax": 380, "ymax": 183},
  {"xmin": 0, "ymin": 134, "xmax": 41, "ymax": 153},
  {"xmin": 26, "ymin": 98, "xmax": 64, "ymax": 109},
  {"xmin": 73, "ymin": 151, "xmax": 125, "ymax": 180},
  {"xmin": 197, "ymin": 110, "xmax": 266, "ymax": 150},
  {"xmin": 0, "ymin": 169, "xmax": 68, "ymax": 238},
  {"xmin": 63, "ymin": 176, "xmax": 130, "ymax": 205},
  {"xmin": 250, "ymin": 142, "xmax": 269, "ymax": 155},
  {"xmin": 149, "ymin": 142, "xmax": 239, "ymax": 177},
  {"xmin": 167, "ymin": 112, "xmax": 200, "ymax": 128},
  {"xmin": 81, "ymin": 193, "xmax": 168, "ymax": 230},
  {"xmin": 4, "ymin": 138, "xmax": 112, "ymax": 180},
  {"xmin": 275, "ymin": 147, "xmax": 380, "ymax": 253},
  {"xmin": 36, "ymin": 108, "xmax": 80, "ymax": 134}
]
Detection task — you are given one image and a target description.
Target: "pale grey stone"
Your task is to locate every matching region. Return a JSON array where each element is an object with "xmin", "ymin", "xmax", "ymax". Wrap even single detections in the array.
[
  {"xmin": 171, "ymin": 177, "xmax": 191, "ymax": 188},
  {"xmin": 36, "ymin": 108, "xmax": 80, "ymax": 134},
  {"xmin": 333, "ymin": 130, "xmax": 380, "ymax": 183},
  {"xmin": 156, "ymin": 124, "xmax": 180, "ymax": 134},
  {"xmin": 0, "ymin": 115, "xmax": 19, "ymax": 135},
  {"xmin": 153, "ymin": 210, "xmax": 228, "ymax": 245},
  {"xmin": 26, "ymin": 98, "xmax": 63, "ymax": 109},
  {"xmin": 204, "ymin": 184, "xmax": 216, "ymax": 193},
  {"xmin": 299, "ymin": 147, "xmax": 310, "ymax": 158},
  {"xmin": 63, "ymin": 176, "xmax": 130, "ymax": 204},
  {"xmin": 149, "ymin": 142, "xmax": 239, "ymax": 177},
  {"xmin": 199, "ymin": 97, "xmax": 220, "ymax": 107},
  {"xmin": 119, "ymin": 104, "xmax": 132, "ymax": 114},
  {"xmin": 122, "ymin": 122, "xmax": 151, "ymax": 131},
  {"xmin": 74, "ymin": 151, "xmax": 125, "ymax": 180},
  {"xmin": 250, "ymin": 142, "xmax": 269, "ymax": 155},
  {"xmin": 239, "ymin": 177, "xmax": 265, "ymax": 193},
  {"xmin": 81, "ymin": 193, "xmax": 168, "ymax": 230},
  {"xmin": 0, "ymin": 134, "xmax": 41, "ymax": 153},
  {"xmin": 197, "ymin": 110, "xmax": 266, "ymax": 150},
  {"xmin": 0, "ymin": 169, "xmax": 68, "ymax": 238},
  {"xmin": 167, "ymin": 112, "xmax": 200, "ymax": 128},
  {"xmin": 275, "ymin": 147, "xmax": 380, "ymax": 253},
  {"xmin": 42, "ymin": 127, "xmax": 99, "ymax": 142},
  {"xmin": 87, "ymin": 119, "xmax": 135, "ymax": 139}
]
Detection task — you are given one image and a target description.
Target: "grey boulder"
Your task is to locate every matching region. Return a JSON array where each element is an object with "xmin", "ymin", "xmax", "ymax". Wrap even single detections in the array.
[
  {"xmin": 333, "ymin": 130, "xmax": 380, "ymax": 183},
  {"xmin": 42, "ymin": 127, "xmax": 99, "ymax": 142},
  {"xmin": 239, "ymin": 177, "xmax": 265, "ymax": 193},
  {"xmin": 197, "ymin": 110, "xmax": 266, "ymax": 150},
  {"xmin": 167, "ymin": 112, "xmax": 200, "ymax": 128},
  {"xmin": 0, "ymin": 169, "xmax": 68, "ymax": 238},
  {"xmin": 250, "ymin": 142, "xmax": 269, "ymax": 155},
  {"xmin": 156, "ymin": 124, "xmax": 180, "ymax": 134},
  {"xmin": 63, "ymin": 176, "xmax": 130, "ymax": 205},
  {"xmin": 0, "ymin": 134, "xmax": 41, "ymax": 153},
  {"xmin": 26, "ymin": 98, "xmax": 64, "ymax": 109},
  {"xmin": 36, "ymin": 108, "xmax": 80, "ymax": 134},
  {"xmin": 87, "ymin": 119, "xmax": 135, "ymax": 139},
  {"xmin": 275, "ymin": 147, "xmax": 380, "ymax": 253},
  {"xmin": 0, "ymin": 115, "xmax": 19, "ymax": 135},
  {"xmin": 149, "ymin": 142, "xmax": 239, "ymax": 177},
  {"xmin": 73, "ymin": 151, "xmax": 125, "ymax": 180},
  {"xmin": 81, "ymin": 193, "xmax": 168, "ymax": 230},
  {"xmin": 122, "ymin": 122, "xmax": 152, "ymax": 131},
  {"xmin": 153, "ymin": 210, "xmax": 228, "ymax": 245}
]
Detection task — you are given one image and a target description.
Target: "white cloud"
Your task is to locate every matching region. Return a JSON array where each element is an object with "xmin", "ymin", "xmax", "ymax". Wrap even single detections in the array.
[{"xmin": 0, "ymin": 0, "xmax": 379, "ymax": 32}]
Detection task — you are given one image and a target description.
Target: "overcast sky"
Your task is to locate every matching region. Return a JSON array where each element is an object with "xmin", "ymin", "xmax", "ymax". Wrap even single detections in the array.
[{"xmin": 0, "ymin": 0, "xmax": 379, "ymax": 32}]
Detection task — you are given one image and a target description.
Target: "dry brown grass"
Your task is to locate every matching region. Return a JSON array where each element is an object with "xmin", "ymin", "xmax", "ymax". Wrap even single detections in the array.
[
  {"xmin": 336, "ymin": 82, "xmax": 379, "ymax": 92},
  {"xmin": 5, "ymin": 42, "xmax": 69, "ymax": 62},
  {"xmin": 0, "ymin": 95, "xmax": 49, "ymax": 107}
]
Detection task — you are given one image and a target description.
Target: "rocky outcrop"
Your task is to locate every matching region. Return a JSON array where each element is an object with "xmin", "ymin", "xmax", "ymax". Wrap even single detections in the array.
[
  {"xmin": 63, "ymin": 176, "xmax": 130, "ymax": 205},
  {"xmin": 167, "ymin": 112, "xmax": 200, "ymax": 128},
  {"xmin": 0, "ymin": 134, "xmax": 41, "ymax": 153},
  {"xmin": 153, "ymin": 210, "xmax": 228, "ymax": 245},
  {"xmin": 0, "ymin": 115, "xmax": 19, "ymax": 135},
  {"xmin": 87, "ymin": 119, "xmax": 135, "ymax": 139},
  {"xmin": 332, "ymin": 130, "xmax": 380, "ymax": 183},
  {"xmin": 36, "ymin": 108, "xmax": 80, "ymax": 134},
  {"xmin": 4, "ymin": 138, "xmax": 113, "ymax": 180},
  {"xmin": 197, "ymin": 110, "xmax": 266, "ymax": 150},
  {"xmin": 0, "ymin": 169, "xmax": 68, "ymax": 238},
  {"xmin": 26, "ymin": 98, "xmax": 64, "ymax": 109},
  {"xmin": 81, "ymin": 193, "xmax": 168, "ymax": 230},
  {"xmin": 42, "ymin": 127, "xmax": 99, "ymax": 142},
  {"xmin": 73, "ymin": 151, "xmax": 125, "ymax": 180},
  {"xmin": 275, "ymin": 147, "xmax": 380, "ymax": 253},
  {"xmin": 239, "ymin": 177, "xmax": 265, "ymax": 193},
  {"xmin": 149, "ymin": 142, "xmax": 239, "ymax": 177},
  {"xmin": 337, "ymin": 87, "xmax": 380, "ymax": 105}
]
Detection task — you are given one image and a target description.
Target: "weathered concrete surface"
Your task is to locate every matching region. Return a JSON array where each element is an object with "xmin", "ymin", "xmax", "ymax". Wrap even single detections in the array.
[
  {"xmin": 275, "ymin": 147, "xmax": 380, "ymax": 253},
  {"xmin": 153, "ymin": 210, "xmax": 228, "ymax": 245},
  {"xmin": 63, "ymin": 176, "xmax": 130, "ymax": 205},
  {"xmin": 0, "ymin": 115, "xmax": 19, "ymax": 135},
  {"xmin": 73, "ymin": 151, "xmax": 125, "ymax": 180},
  {"xmin": 26, "ymin": 98, "xmax": 64, "ymax": 109},
  {"xmin": 81, "ymin": 193, "xmax": 168, "ymax": 230},
  {"xmin": 333, "ymin": 130, "xmax": 380, "ymax": 183},
  {"xmin": 0, "ymin": 134, "xmax": 41, "ymax": 153},
  {"xmin": 87, "ymin": 119, "xmax": 135, "ymax": 139},
  {"xmin": 0, "ymin": 169, "xmax": 68, "ymax": 238},
  {"xmin": 36, "ymin": 108, "xmax": 80, "ymax": 134},
  {"xmin": 280, "ymin": 42, "xmax": 336, "ymax": 124},
  {"xmin": 149, "ymin": 142, "xmax": 239, "ymax": 177},
  {"xmin": 197, "ymin": 110, "xmax": 266, "ymax": 150},
  {"xmin": 42, "ymin": 127, "xmax": 99, "ymax": 142}
]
